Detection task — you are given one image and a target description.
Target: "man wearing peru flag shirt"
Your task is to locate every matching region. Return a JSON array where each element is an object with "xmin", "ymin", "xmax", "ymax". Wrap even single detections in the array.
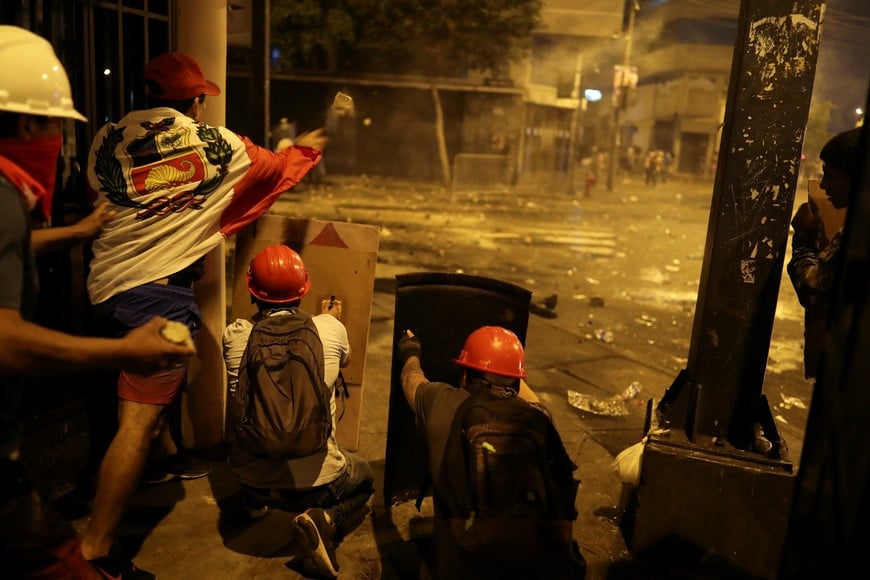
[{"xmin": 81, "ymin": 51, "xmax": 327, "ymax": 577}]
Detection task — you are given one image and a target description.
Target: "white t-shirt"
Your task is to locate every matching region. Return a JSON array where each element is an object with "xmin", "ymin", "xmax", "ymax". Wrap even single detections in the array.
[
  {"xmin": 222, "ymin": 309, "xmax": 350, "ymax": 489},
  {"xmin": 86, "ymin": 108, "xmax": 321, "ymax": 304}
]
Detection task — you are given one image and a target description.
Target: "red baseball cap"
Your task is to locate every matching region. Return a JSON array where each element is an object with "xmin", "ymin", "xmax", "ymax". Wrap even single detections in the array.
[{"xmin": 144, "ymin": 52, "xmax": 221, "ymax": 101}]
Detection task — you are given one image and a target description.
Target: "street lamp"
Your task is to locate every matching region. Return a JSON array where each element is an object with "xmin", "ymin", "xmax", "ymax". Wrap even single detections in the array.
[{"xmin": 607, "ymin": 0, "xmax": 639, "ymax": 191}]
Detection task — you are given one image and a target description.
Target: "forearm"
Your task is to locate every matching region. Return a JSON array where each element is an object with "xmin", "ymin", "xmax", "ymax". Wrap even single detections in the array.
[
  {"xmin": 787, "ymin": 242, "xmax": 824, "ymax": 307},
  {"xmin": 0, "ymin": 318, "xmax": 130, "ymax": 376},
  {"xmin": 31, "ymin": 223, "xmax": 89, "ymax": 255},
  {"xmin": 400, "ymin": 356, "xmax": 428, "ymax": 409}
]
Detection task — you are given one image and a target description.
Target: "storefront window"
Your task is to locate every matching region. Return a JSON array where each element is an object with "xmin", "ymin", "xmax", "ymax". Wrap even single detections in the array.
[
  {"xmin": 0, "ymin": 0, "xmax": 176, "ymax": 419},
  {"xmin": 94, "ymin": 7, "xmax": 121, "ymax": 125},
  {"xmin": 91, "ymin": 1, "xmax": 172, "ymax": 125}
]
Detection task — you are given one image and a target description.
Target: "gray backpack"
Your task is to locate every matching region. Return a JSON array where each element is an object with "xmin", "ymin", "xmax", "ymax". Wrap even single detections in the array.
[{"xmin": 229, "ymin": 310, "xmax": 331, "ymax": 459}]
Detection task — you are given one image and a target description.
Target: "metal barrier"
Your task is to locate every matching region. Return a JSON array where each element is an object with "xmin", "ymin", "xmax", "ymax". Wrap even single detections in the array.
[{"xmin": 451, "ymin": 153, "xmax": 510, "ymax": 192}]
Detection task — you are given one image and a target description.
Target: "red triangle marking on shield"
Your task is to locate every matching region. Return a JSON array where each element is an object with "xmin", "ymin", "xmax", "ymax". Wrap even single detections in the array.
[{"xmin": 309, "ymin": 222, "xmax": 349, "ymax": 248}]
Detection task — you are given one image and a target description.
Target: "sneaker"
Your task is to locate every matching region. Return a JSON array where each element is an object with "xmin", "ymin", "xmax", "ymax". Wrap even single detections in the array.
[
  {"xmin": 290, "ymin": 507, "xmax": 339, "ymax": 578},
  {"xmin": 89, "ymin": 546, "xmax": 155, "ymax": 580},
  {"xmin": 142, "ymin": 452, "xmax": 211, "ymax": 485}
]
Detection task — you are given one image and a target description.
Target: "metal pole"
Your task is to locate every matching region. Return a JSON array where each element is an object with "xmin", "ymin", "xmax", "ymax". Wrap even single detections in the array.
[
  {"xmin": 568, "ymin": 53, "xmax": 582, "ymax": 193},
  {"xmin": 251, "ymin": 0, "xmax": 270, "ymax": 147},
  {"xmin": 676, "ymin": 0, "xmax": 825, "ymax": 447},
  {"xmin": 627, "ymin": 3, "xmax": 827, "ymax": 575},
  {"xmin": 607, "ymin": 1, "xmax": 637, "ymax": 191}
]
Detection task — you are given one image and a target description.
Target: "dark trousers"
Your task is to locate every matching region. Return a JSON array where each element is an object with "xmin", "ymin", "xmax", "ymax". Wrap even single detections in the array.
[{"xmin": 242, "ymin": 450, "xmax": 374, "ymax": 539}]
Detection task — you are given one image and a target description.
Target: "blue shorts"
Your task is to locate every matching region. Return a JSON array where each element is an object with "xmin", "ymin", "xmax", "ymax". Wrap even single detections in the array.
[{"xmin": 93, "ymin": 283, "xmax": 202, "ymax": 404}]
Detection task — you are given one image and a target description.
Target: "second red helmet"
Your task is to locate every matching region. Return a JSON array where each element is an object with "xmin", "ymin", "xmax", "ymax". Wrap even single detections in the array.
[
  {"xmin": 246, "ymin": 244, "xmax": 310, "ymax": 304},
  {"xmin": 454, "ymin": 326, "xmax": 527, "ymax": 379}
]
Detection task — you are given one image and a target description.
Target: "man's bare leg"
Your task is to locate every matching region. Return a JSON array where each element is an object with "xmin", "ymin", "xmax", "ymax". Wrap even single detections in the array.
[
  {"xmin": 81, "ymin": 400, "xmax": 165, "ymax": 559},
  {"xmin": 151, "ymin": 416, "xmax": 177, "ymax": 461}
]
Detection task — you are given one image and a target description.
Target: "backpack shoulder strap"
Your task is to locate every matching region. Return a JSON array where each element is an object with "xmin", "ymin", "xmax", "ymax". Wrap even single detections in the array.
[{"xmin": 335, "ymin": 370, "xmax": 350, "ymax": 421}]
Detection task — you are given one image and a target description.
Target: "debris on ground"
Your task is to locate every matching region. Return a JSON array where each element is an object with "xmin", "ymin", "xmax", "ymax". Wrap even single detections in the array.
[
  {"xmin": 568, "ymin": 381, "xmax": 642, "ymax": 417},
  {"xmin": 634, "ymin": 314, "xmax": 656, "ymax": 327},
  {"xmin": 536, "ymin": 293, "xmax": 558, "ymax": 310},
  {"xmin": 612, "ymin": 427, "xmax": 669, "ymax": 485},
  {"xmin": 752, "ymin": 422, "xmax": 774, "ymax": 455},
  {"xmin": 594, "ymin": 329, "xmax": 614, "ymax": 343},
  {"xmin": 779, "ymin": 393, "xmax": 807, "ymax": 410},
  {"xmin": 530, "ymin": 293, "xmax": 558, "ymax": 318}
]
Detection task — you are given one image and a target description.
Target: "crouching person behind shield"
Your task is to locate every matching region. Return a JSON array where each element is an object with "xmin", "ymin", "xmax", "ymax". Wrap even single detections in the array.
[
  {"xmin": 397, "ymin": 326, "xmax": 586, "ymax": 579},
  {"xmin": 223, "ymin": 244, "xmax": 374, "ymax": 579}
]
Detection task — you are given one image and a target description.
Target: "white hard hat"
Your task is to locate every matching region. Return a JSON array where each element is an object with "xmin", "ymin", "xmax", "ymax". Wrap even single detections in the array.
[{"xmin": 0, "ymin": 25, "xmax": 86, "ymax": 122}]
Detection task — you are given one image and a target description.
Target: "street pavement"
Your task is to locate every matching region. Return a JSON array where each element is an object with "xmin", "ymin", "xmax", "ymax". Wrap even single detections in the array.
[{"xmin": 66, "ymin": 174, "xmax": 813, "ymax": 578}]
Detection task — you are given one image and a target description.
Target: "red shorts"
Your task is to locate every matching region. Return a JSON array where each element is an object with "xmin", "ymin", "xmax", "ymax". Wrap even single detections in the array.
[{"xmin": 118, "ymin": 366, "xmax": 187, "ymax": 405}]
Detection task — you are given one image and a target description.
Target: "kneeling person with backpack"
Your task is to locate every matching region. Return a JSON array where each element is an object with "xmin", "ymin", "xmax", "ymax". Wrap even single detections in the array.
[
  {"xmin": 398, "ymin": 326, "xmax": 586, "ymax": 579},
  {"xmin": 224, "ymin": 245, "xmax": 374, "ymax": 579}
]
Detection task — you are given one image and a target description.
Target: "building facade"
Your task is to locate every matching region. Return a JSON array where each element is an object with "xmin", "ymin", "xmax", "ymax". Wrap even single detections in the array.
[{"xmin": 621, "ymin": 0, "xmax": 739, "ymax": 177}]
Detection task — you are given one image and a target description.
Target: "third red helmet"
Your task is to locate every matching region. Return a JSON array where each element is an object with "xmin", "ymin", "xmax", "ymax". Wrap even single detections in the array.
[
  {"xmin": 246, "ymin": 244, "xmax": 310, "ymax": 304},
  {"xmin": 454, "ymin": 326, "xmax": 527, "ymax": 379}
]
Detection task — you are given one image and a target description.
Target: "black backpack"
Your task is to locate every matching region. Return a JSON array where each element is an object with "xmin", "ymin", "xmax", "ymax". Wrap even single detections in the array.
[
  {"xmin": 435, "ymin": 388, "xmax": 580, "ymax": 558},
  {"xmin": 228, "ymin": 309, "xmax": 332, "ymax": 459}
]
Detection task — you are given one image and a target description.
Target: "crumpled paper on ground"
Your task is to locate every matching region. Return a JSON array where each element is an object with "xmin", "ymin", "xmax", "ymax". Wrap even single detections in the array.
[{"xmin": 567, "ymin": 381, "xmax": 641, "ymax": 417}]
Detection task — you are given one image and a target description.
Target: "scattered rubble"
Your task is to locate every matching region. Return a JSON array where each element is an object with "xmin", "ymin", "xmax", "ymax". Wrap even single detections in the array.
[{"xmin": 568, "ymin": 381, "xmax": 642, "ymax": 417}]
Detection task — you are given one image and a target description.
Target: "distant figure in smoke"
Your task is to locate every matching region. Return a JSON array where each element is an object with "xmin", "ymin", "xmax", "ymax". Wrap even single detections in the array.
[
  {"xmin": 661, "ymin": 150, "xmax": 673, "ymax": 183},
  {"xmin": 643, "ymin": 150, "xmax": 662, "ymax": 187}
]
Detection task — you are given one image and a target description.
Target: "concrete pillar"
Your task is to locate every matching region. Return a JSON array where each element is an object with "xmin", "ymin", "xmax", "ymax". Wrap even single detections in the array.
[
  {"xmin": 176, "ymin": 1, "xmax": 227, "ymax": 129},
  {"xmin": 175, "ymin": 0, "xmax": 228, "ymax": 449}
]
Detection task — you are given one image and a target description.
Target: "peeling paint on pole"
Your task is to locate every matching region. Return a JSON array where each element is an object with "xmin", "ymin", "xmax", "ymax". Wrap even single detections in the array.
[
  {"xmin": 665, "ymin": 0, "xmax": 826, "ymax": 449},
  {"xmin": 750, "ymin": 14, "xmax": 821, "ymax": 89},
  {"xmin": 630, "ymin": 8, "xmax": 827, "ymax": 570}
]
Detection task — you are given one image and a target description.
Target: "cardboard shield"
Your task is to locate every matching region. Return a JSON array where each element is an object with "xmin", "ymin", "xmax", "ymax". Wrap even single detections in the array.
[
  {"xmin": 383, "ymin": 272, "xmax": 531, "ymax": 506},
  {"xmin": 231, "ymin": 215, "xmax": 379, "ymax": 451}
]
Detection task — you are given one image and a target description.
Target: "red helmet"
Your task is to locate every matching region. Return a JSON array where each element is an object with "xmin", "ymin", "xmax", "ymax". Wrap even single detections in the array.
[
  {"xmin": 246, "ymin": 244, "xmax": 310, "ymax": 304},
  {"xmin": 454, "ymin": 326, "xmax": 527, "ymax": 379}
]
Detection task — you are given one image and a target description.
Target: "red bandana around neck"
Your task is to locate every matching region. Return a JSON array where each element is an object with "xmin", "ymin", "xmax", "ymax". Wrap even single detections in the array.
[{"xmin": 0, "ymin": 135, "xmax": 63, "ymax": 222}]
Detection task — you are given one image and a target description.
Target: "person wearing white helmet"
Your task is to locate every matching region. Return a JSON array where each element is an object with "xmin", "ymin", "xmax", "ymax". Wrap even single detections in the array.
[
  {"xmin": 0, "ymin": 24, "xmax": 115, "ymax": 250},
  {"xmin": 0, "ymin": 26, "xmax": 196, "ymax": 580}
]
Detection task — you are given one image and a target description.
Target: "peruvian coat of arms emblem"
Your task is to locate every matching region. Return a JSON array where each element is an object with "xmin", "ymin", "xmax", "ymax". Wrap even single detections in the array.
[{"xmin": 94, "ymin": 115, "xmax": 232, "ymax": 220}]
